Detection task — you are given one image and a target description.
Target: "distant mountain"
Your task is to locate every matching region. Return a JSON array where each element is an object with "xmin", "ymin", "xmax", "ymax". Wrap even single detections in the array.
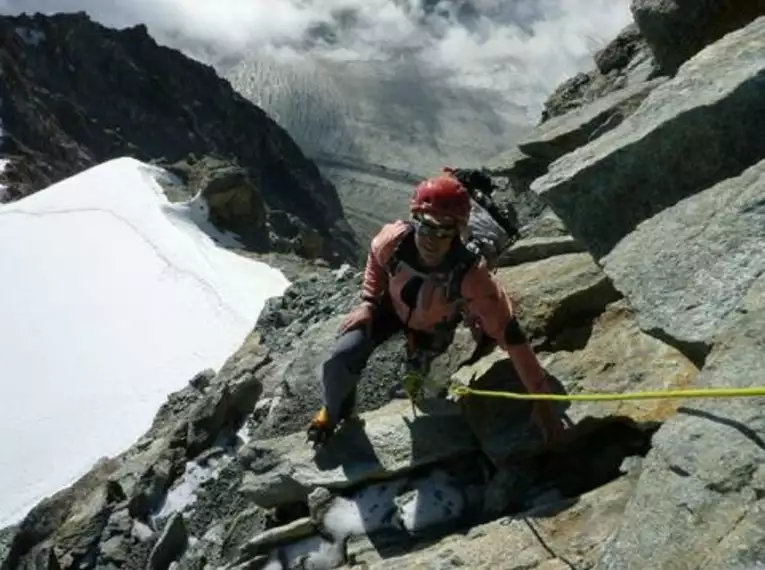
[{"xmin": 225, "ymin": 54, "xmax": 530, "ymax": 245}]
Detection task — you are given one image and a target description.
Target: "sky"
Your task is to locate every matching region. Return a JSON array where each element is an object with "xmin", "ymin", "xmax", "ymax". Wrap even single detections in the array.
[
  {"xmin": 0, "ymin": 157, "xmax": 289, "ymax": 526},
  {"xmin": 0, "ymin": 0, "xmax": 634, "ymax": 117}
]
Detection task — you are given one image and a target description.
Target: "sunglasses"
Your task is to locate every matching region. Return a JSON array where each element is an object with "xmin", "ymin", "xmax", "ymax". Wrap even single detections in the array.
[{"xmin": 414, "ymin": 217, "xmax": 458, "ymax": 240}]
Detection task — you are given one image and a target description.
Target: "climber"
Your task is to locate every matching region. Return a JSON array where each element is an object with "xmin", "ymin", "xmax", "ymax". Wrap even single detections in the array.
[{"xmin": 306, "ymin": 169, "xmax": 566, "ymax": 447}]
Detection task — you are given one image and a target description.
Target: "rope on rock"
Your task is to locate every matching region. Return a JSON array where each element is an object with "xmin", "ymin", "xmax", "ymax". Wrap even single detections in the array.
[{"xmin": 447, "ymin": 384, "xmax": 765, "ymax": 402}]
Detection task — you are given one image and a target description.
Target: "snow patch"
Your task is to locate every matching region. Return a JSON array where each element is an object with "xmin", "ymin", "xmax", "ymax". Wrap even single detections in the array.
[
  {"xmin": 1, "ymin": 91, "xmax": 8, "ymax": 199},
  {"xmin": 0, "ymin": 157, "xmax": 290, "ymax": 527},
  {"xmin": 0, "ymin": 159, "xmax": 9, "ymax": 201},
  {"xmin": 236, "ymin": 413, "xmax": 258, "ymax": 445},
  {"xmin": 262, "ymin": 535, "xmax": 344, "ymax": 570},
  {"xmin": 264, "ymin": 469, "xmax": 466, "ymax": 567},
  {"xmin": 154, "ymin": 455, "xmax": 229, "ymax": 521},
  {"xmin": 394, "ymin": 469, "xmax": 465, "ymax": 533},
  {"xmin": 323, "ymin": 479, "xmax": 407, "ymax": 539},
  {"xmin": 132, "ymin": 520, "xmax": 155, "ymax": 541},
  {"xmin": 323, "ymin": 469, "xmax": 465, "ymax": 540},
  {"xmin": 162, "ymin": 191, "xmax": 244, "ymax": 249},
  {"xmin": 15, "ymin": 26, "xmax": 46, "ymax": 46}
]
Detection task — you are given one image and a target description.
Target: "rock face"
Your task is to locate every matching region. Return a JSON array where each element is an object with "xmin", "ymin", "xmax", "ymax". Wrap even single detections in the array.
[
  {"xmin": 495, "ymin": 252, "xmax": 622, "ymax": 345},
  {"xmin": 597, "ymin": 308, "xmax": 765, "ymax": 570},
  {"xmin": 488, "ymin": 11, "xmax": 764, "ymax": 570},
  {"xmin": 532, "ymin": 16, "xmax": 765, "ymax": 260},
  {"xmin": 453, "ymin": 299, "xmax": 696, "ymax": 466},
  {"xmin": 631, "ymin": 0, "xmax": 765, "ymax": 75},
  {"xmin": 483, "ymin": 25, "xmax": 664, "ymax": 246},
  {"xmin": 0, "ymin": 12, "xmax": 359, "ymax": 264},
  {"xmin": 348, "ymin": 471, "xmax": 641, "ymax": 570},
  {"xmin": 531, "ymin": 17, "xmax": 765, "ymax": 364},
  {"xmin": 464, "ymin": 6, "xmax": 765, "ymax": 570},
  {"xmin": 602, "ymin": 159, "xmax": 765, "ymax": 364},
  {"xmin": 519, "ymin": 77, "xmax": 666, "ymax": 164},
  {"xmin": 496, "ymin": 234, "xmax": 585, "ymax": 267},
  {"xmin": 489, "ymin": 11, "xmax": 761, "ymax": 253},
  {"xmin": 539, "ymin": 22, "xmax": 658, "ymax": 123}
]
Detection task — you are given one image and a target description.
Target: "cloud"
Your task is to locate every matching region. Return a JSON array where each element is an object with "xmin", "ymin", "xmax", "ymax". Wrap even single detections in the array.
[{"xmin": 1, "ymin": 0, "xmax": 633, "ymax": 116}]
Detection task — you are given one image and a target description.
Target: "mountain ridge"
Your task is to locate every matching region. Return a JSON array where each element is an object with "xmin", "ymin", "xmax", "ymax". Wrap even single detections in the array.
[{"xmin": 0, "ymin": 11, "xmax": 359, "ymax": 265}]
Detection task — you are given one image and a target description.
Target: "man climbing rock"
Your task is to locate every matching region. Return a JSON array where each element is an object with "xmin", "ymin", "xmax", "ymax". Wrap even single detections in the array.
[{"xmin": 306, "ymin": 169, "xmax": 565, "ymax": 446}]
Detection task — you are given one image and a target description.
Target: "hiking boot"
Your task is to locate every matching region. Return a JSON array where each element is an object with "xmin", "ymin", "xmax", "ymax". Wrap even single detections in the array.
[
  {"xmin": 306, "ymin": 406, "xmax": 336, "ymax": 447},
  {"xmin": 306, "ymin": 392, "xmax": 363, "ymax": 448}
]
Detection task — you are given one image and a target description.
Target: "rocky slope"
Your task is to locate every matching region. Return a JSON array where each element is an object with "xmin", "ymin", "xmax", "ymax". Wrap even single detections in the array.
[
  {"xmin": 3, "ymin": 3, "xmax": 765, "ymax": 570},
  {"xmin": 0, "ymin": 12, "xmax": 358, "ymax": 265}
]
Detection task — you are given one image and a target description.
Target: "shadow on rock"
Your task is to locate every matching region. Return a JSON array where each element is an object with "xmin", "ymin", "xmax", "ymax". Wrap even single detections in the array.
[
  {"xmin": 679, "ymin": 406, "xmax": 765, "ymax": 452},
  {"xmin": 312, "ymin": 419, "xmax": 382, "ymax": 477},
  {"xmin": 309, "ymin": 410, "xmax": 482, "ymax": 560},
  {"xmin": 456, "ymin": 356, "xmax": 573, "ymax": 465},
  {"xmin": 490, "ymin": 414, "xmax": 661, "ymax": 524}
]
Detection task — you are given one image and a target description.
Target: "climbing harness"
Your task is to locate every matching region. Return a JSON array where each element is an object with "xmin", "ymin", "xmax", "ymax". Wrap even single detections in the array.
[
  {"xmin": 402, "ymin": 332, "xmax": 445, "ymax": 415},
  {"xmin": 402, "ymin": 370, "xmax": 449, "ymax": 415},
  {"xmin": 403, "ymin": 368, "xmax": 426, "ymax": 413},
  {"xmin": 447, "ymin": 383, "xmax": 765, "ymax": 402}
]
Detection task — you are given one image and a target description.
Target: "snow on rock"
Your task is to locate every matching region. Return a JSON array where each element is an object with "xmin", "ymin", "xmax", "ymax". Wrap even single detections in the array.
[
  {"xmin": 320, "ymin": 469, "xmax": 466, "ymax": 541},
  {"xmin": 0, "ymin": 157, "xmax": 290, "ymax": 527},
  {"xmin": 153, "ymin": 455, "xmax": 229, "ymax": 522},
  {"xmin": 258, "ymin": 469, "xmax": 469, "ymax": 568},
  {"xmin": 15, "ymin": 26, "xmax": 46, "ymax": 46},
  {"xmin": 0, "ymin": 159, "xmax": 9, "ymax": 201},
  {"xmin": 322, "ymin": 478, "xmax": 408, "ymax": 539},
  {"xmin": 263, "ymin": 536, "xmax": 344, "ymax": 570},
  {"xmin": 1, "ymin": 93, "xmax": 8, "ymax": 200}
]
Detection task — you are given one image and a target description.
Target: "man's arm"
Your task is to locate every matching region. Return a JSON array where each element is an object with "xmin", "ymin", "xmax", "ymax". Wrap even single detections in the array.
[
  {"xmin": 461, "ymin": 260, "xmax": 551, "ymax": 394},
  {"xmin": 360, "ymin": 248, "xmax": 387, "ymax": 306}
]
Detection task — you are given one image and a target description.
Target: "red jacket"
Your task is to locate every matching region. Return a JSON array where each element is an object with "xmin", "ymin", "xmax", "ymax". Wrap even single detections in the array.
[{"xmin": 361, "ymin": 220, "xmax": 550, "ymax": 394}]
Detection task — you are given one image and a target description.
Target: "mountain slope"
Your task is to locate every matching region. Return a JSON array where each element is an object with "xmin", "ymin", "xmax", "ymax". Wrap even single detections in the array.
[
  {"xmin": 4, "ymin": 7, "xmax": 765, "ymax": 570},
  {"xmin": 0, "ymin": 12, "xmax": 359, "ymax": 264},
  {"xmin": 0, "ymin": 156, "xmax": 289, "ymax": 527}
]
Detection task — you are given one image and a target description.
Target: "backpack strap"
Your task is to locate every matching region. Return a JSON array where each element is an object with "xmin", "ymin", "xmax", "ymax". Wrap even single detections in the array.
[
  {"xmin": 423, "ymin": 242, "xmax": 481, "ymax": 353},
  {"xmin": 444, "ymin": 241, "xmax": 481, "ymax": 304},
  {"xmin": 386, "ymin": 230, "xmax": 482, "ymax": 361},
  {"xmin": 384, "ymin": 221, "xmax": 417, "ymax": 276}
]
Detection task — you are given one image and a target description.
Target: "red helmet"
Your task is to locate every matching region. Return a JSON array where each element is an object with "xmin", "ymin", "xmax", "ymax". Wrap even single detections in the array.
[{"xmin": 410, "ymin": 174, "xmax": 471, "ymax": 223}]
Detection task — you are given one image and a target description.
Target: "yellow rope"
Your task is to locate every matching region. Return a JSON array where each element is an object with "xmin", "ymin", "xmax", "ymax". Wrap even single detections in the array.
[{"xmin": 448, "ymin": 384, "xmax": 765, "ymax": 402}]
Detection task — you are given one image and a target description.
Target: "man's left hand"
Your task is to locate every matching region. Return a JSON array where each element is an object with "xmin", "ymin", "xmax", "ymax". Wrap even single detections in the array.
[{"xmin": 531, "ymin": 401, "xmax": 567, "ymax": 444}]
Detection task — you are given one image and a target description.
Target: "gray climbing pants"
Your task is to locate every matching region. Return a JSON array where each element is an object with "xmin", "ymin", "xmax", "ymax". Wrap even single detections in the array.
[{"xmin": 319, "ymin": 303, "xmax": 404, "ymax": 426}]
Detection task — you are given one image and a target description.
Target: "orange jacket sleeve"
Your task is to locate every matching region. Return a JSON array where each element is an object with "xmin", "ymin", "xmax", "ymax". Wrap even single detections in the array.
[{"xmin": 461, "ymin": 260, "xmax": 551, "ymax": 394}]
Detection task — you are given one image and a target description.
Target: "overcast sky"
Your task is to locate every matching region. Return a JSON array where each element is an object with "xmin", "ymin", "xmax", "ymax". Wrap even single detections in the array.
[{"xmin": 1, "ymin": 0, "xmax": 633, "ymax": 116}]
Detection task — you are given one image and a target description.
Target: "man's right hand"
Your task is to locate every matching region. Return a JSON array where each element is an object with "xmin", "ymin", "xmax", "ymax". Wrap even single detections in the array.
[
  {"xmin": 531, "ymin": 401, "xmax": 567, "ymax": 444},
  {"xmin": 338, "ymin": 302, "xmax": 375, "ymax": 336}
]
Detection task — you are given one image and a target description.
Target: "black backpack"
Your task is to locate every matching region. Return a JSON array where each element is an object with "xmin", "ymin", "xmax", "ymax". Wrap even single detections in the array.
[{"xmin": 450, "ymin": 168, "xmax": 520, "ymax": 267}]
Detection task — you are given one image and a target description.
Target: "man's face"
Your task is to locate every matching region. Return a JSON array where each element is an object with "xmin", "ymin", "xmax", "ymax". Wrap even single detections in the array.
[{"xmin": 413, "ymin": 214, "xmax": 459, "ymax": 266}]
